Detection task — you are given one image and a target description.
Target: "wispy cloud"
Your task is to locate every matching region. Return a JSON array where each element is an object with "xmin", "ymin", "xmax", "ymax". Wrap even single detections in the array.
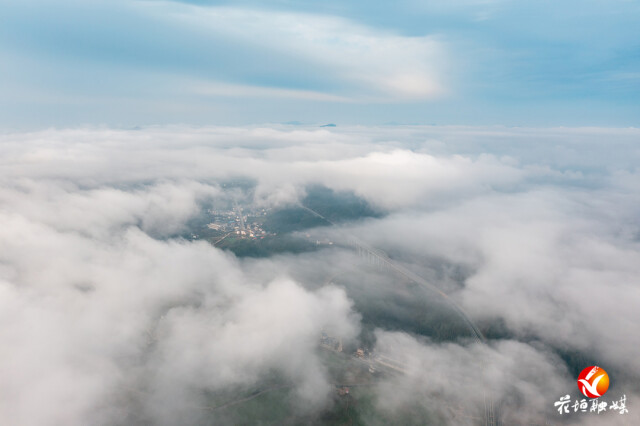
[{"xmin": 143, "ymin": 2, "xmax": 448, "ymax": 101}]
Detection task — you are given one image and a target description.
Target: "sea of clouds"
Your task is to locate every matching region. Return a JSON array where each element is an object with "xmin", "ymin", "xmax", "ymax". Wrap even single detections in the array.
[{"xmin": 1, "ymin": 125, "xmax": 638, "ymax": 425}]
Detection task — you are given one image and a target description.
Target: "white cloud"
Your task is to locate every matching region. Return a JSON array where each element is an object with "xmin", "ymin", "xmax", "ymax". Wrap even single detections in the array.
[
  {"xmin": 0, "ymin": 216, "xmax": 359, "ymax": 425},
  {"xmin": 1, "ymin": 124, "xmax": 639, "ymax": 424},
  {"xmin": 372, "ymin": 330, "xmax": 571, "ymax": 424},
  {"xmin": 144, "ymin": 3, "xmax": 448, "ymax": 101}
]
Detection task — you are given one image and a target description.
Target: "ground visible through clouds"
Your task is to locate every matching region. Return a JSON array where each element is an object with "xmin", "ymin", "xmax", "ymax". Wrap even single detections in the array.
[{"xmin": 1, "ymin": 125, "xmax": 639, "ymax": 425}]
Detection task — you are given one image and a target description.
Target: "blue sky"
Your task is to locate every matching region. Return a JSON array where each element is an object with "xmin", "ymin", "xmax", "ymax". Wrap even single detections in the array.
[{"xmin": 1, "ymin": 0, "xmax": 639, "ymax": 128}]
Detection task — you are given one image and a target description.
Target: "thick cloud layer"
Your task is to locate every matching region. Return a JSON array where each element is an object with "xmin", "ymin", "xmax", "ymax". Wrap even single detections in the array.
[
  {"xmin": 1, "ymin": 125, "xmax": 638, "ymax": 424},
  {"xmin": 0, "ymin": 221, "xmax": 358, "ymax": 425}
]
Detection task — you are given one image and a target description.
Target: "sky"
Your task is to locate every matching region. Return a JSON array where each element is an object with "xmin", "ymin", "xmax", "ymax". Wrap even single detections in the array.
[
  {"xmin": 1, "ymin": 1, "xmax": 640, "ymax": 424},
  {"xmin": 1, "ymin": 0, "xmax": 639, "ymax": 128}
]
